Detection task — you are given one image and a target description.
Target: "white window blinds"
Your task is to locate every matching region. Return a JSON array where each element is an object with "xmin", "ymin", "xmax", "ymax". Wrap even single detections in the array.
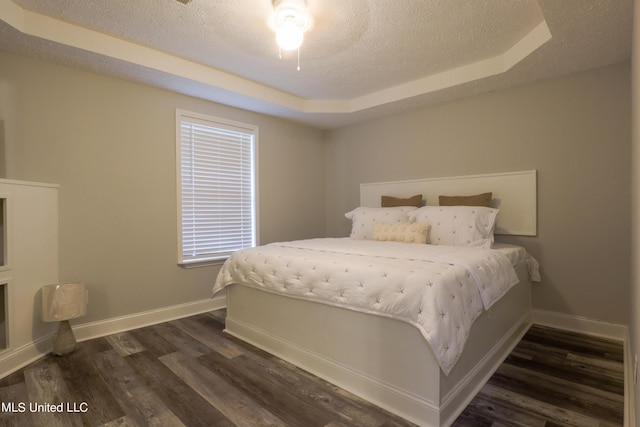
[{"xmin": 177, "ymin": 111, "xmax": 257, "ymax": 265}]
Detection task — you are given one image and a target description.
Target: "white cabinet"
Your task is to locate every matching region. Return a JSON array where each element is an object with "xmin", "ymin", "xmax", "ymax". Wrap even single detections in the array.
[
  {"xmin": 1, "ymin": 198, "xmax": 5, "ymax": 267},
  {"xmin": 0, "ymin": 198, "xmax": 5, "ymax": 349},
  {"xmin": 0, "ymin": 179, "xmax": 58, "ymax": 355}
]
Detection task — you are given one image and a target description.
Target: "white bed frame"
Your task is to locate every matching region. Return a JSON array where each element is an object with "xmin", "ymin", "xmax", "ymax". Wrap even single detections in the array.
[{"xmin": 223, "ymin": 170, "xmax": 537, "ymax": 426}]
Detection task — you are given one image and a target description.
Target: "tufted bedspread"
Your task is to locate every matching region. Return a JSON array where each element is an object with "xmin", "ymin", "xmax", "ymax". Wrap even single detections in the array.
[{"xmin": 213, "ymin": 238, "xmax": 525, "ymax": 375}]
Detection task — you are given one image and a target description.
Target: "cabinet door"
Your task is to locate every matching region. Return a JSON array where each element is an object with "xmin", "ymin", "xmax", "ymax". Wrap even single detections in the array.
[{"xmin": 0, "ymin": 197, "xmax": 5, "ymax": 269}]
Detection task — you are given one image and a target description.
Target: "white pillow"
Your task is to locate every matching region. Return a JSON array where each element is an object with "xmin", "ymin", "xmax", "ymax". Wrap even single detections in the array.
[
  {"xmin": 373, "ymin": 222, "xmax": 430, "ymax": 244},
  {"xmin": 407, "ymin": 206, "xmax": 498, "ymax": 248},
  {"xmin": 345, "ymin": 206, "xmax": 417, "ymax": 240}
]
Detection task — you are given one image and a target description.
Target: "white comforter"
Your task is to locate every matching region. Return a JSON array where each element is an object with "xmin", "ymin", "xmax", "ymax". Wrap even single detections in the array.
[{"xmin": 213, "ymin": 238, "xmax": 521, "ymax": 375}]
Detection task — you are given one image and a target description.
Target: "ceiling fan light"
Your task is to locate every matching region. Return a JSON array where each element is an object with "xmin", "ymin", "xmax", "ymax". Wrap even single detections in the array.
[
  {"xmin": 276, "ymin": 24, "xmax": 304, "ymax": 50},
  {"xmin": 269, "ymin": 0, "xmax": 313, "ymax": 51}
]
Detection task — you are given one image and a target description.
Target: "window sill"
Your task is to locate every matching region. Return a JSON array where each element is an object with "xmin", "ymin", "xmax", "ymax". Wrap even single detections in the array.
[{"xmin": 178, "ymin": 258, "xmax": 227, "ymax": 269}]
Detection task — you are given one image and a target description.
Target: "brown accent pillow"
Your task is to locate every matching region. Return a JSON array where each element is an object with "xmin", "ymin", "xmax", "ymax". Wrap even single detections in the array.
[
  {"xmin": 439, "ymin": 192, "xmax": 492, "ymax": 207},
  {"xmin": 381, "ymin": 194, "xmax": 423, "ymax": 208}
]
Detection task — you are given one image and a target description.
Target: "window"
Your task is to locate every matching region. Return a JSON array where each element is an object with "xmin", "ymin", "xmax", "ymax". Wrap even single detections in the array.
[{"xmin": 176, "ymin": 110, "xmax": 258, "ymax": 266}]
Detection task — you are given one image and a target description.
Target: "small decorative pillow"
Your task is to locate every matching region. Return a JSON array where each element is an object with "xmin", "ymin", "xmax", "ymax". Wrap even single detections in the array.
[
  {"xmin": 345, "ymin": 206, "xmax": 418, "ymax": 240},
  {"xmin": 373, "ymin": 222, "xmax": 430, "ymax": 244},
  {"xmin": 381, "ymin": 194, "xmax": 423, "ymax": 208},
  {"xmin": 439, "ymin": 192, "xmax": 492, "ymax": 207},
  {"xmin": 407, "ymin": 206, "xmax": 498, "ymax": 248}
]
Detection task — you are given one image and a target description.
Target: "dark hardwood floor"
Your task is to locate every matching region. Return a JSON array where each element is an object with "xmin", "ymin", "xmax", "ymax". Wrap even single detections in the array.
[
  {"xmin": 453, "ymin": 324, "xmax": 625, "ymax": 427},
  {"xmin": 0, "ymin": 311, "xmax": 414, "ymax": 427},
  {"xmin": 0, "ymin": 311, "xmax": 625, "ymax": 426}
]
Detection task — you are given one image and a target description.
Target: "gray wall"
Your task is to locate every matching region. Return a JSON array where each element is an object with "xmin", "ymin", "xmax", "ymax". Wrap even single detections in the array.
[
  {"xmin": 0, "ymin": 51, "xmax": 326, "ymax": 324},
  {"xmin": 325, "ymin": 63, "xmax": 631, "ymax": 325},
  {"xmin": 0, "ymin": 49, "xmax": 632, "ymax": 330}
]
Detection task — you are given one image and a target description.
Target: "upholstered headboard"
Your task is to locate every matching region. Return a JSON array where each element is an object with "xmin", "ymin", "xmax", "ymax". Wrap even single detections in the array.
[{"xmin": 360, "ymin": 170, "xmax": 537, "ymax": 236}]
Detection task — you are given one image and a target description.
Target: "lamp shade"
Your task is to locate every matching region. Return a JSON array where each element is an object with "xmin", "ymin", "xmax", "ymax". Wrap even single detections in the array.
[{"xmin": 42, "ymin": 283, "xmax": 87, "ymax": 322}]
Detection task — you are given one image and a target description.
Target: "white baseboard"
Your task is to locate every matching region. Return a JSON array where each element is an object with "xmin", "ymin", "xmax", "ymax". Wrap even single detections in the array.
[
  {"xmin": 74, "ymin": 295, "xmax": 226, "ymax": 342},
  {"xmin": 531, "ymin": 309, "xmax": 627, "ymax": 341},
  {"xmin": 0, "ymin": 335, "xmax": 53, "ymax": 380},
  {"xmin": 0, "ymin": 296, "xmax": 226, "ymax": 379}
]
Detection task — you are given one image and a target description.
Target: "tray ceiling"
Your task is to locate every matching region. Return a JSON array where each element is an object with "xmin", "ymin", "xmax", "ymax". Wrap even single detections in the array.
[{"xmin": 0, "ymin": 0, "xmax": 632, "ymax": 129}]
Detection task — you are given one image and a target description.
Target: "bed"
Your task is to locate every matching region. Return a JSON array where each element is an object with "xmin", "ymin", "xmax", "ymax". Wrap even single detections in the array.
[{"xmin": 212, "ymin": 171, "xmax": 540, "ymax": 427}]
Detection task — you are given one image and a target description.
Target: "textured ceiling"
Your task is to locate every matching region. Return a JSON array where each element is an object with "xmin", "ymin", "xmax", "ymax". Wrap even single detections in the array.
[{"xmin": 0, "ymin": 0, "xmax": 633, "ymax": 129}]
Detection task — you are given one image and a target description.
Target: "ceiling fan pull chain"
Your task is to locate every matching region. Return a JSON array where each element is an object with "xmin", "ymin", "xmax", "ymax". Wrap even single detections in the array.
[{"xmin": 297, "ymin": 48, "xmax": 301, "ymax": 71}]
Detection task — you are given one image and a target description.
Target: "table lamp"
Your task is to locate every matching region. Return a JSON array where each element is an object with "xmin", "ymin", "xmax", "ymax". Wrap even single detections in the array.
[{"xmin": 41, "ymin": 283, "xmax": 87, "ymax": 356}]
